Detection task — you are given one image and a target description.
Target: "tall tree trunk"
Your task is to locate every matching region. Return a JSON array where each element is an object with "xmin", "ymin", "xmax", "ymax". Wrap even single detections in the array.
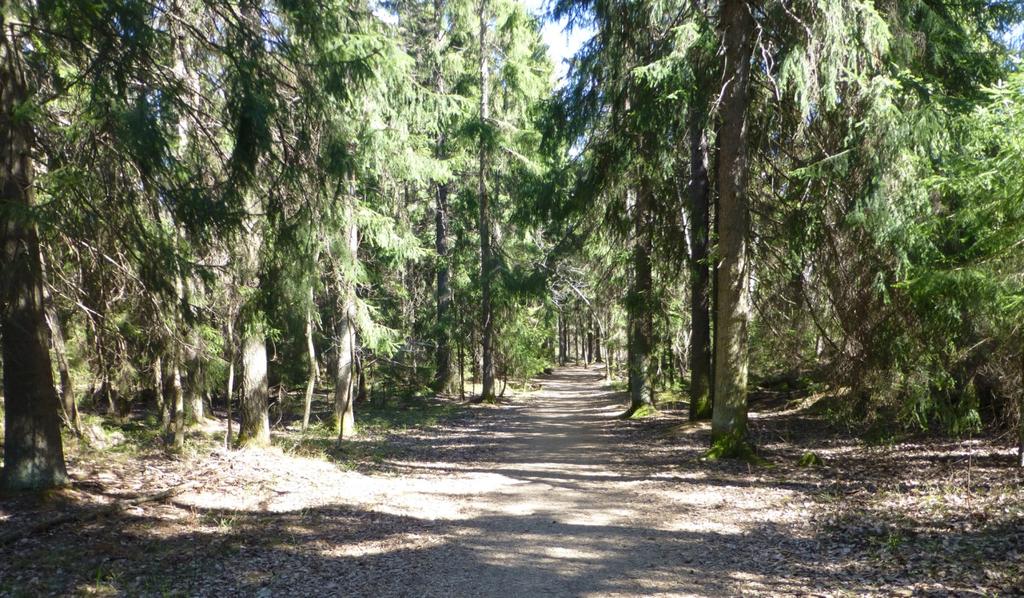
[
  {"xmin": 334, "ymin": 310, "xmax": 356, "ymax": 440},
  {"xmin": 471, "ymin": 328, "xmax": 479, "ymax": 388},
  {"xmin": 567, "ymin": 322, "xmax": 572, "ymax": 364},
  {"xmin": 711, "ymin": 0, "xmax": 754, "ymax": 448},
  {"xmin": 160, "ymin": 352, "xmax": 173, "ymax": 434},
  {"xmin": 302, "ymin": 291, "xmax": 317, "ymax": 431},
  {"xmin": 335, "ymin": 208, "xmax": 358, "ymax": 441},
  {"xmin": 171, "ymin": 9, "xmax": 204, "ymax": 429},
  {"xmin": 234, "ymin": 216, "xmax": 265, "ymax": 446},
  {"xmin": 0, "ymin": 26, "xmax": 68, "ymax": 491},
  {"xmin": 333, "ymin": 311, "xmax": 358, "ymax": 442},
  {"xmin": 666, "ymin": 347, "xmax": 673, "ymax": 389},
  {"xmin": 234, "ymin": 2, "xmax": 269, "ymax": 448},
  {"xmin": 687, "ymin": 111, "xmax": 713, "ymax": 420},
  {"xmin": 92, "ymin": 332, "xmax": 117, "ymax": 416},
  {"xmin": 432, "ymin": 0, "xmax": 453, "ymax": 394},
  {"xmin": 434, "ymin": 178, "xmax": 453, "ymax": 392},
  {"xmin": 476, "ymin": 0, "xmax": 496, "ymax": 403},
  {"xmin": 566, "ymin": 319, "xmax": 571, "ymax": 365},
  {"xmin": 238, "ymin": 334, "xmax": 270, "ymax": 446},
  {"xmin": 625, "ymin": 185, "xmax": 655, "ymax": 417}
]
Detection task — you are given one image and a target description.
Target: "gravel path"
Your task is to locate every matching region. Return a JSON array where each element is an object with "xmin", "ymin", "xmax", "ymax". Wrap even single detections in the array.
[
  {"xmin": 8, "ymin": 366, "xmax": 1020, "ymax": 596},
  {"xmin": 286, "ymin": 366, "xmax": 814, "ymax": 597}
]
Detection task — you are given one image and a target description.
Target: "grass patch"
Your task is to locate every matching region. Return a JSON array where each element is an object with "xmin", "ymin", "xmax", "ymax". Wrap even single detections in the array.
[
  {"xmin": 74, "ymin": 412, "xmax": 221, "ymax": 459},
  {"xmin": 275, "ymin": 397, "xmax": 465, "ymax": 469},
  {"xmin": 655, "ymin": 387, "xmax": 687, "ymax": 409},
  {"xmin": 108, "ymin": 419, "xmax": 165, "ymax": 449},
  {"xmin": 74, "ymin": 413, "xmax": 155, "ymax": 455},
  {"xmin": 357, "ymin": 398, "xmax": 463, "ymax": 433},
  {"xmin": 276, "ymin": 431, "xmax": 400, "ymax": 470},
  {"xmin": 797, "ymin": 451, "xmax": 825, "ymax": 467}
]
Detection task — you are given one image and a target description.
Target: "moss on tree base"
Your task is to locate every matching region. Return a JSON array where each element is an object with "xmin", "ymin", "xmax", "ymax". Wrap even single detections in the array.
[
  {"xmin": 619, "ymin": 403, "xmax": 658, "ymax": 419},
  {"xmin": 704, "ymin": 431, "xmax": 767, "ymax": 465},
  {"xmin": 690, "ymin": 396, "xmax": 712, "ymax": 420}
]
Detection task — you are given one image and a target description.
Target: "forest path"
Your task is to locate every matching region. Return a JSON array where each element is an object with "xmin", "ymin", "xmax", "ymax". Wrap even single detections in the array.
[
  {"xmin": 1, "ymin": 367, "xmax": 820, "ymax": 596},
  {"xmin": 316, "ymin": 366, "xmax": 812, "ymax": 596},
  {"xmin": 6, "ymin": 366, "xmax": 1019, "ymax": 596}
]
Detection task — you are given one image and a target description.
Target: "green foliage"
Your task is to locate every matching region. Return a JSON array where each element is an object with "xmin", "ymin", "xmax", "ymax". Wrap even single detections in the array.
[
  {"xmin": 5, "ymin": 0, "xmax": 1024, "ymax": 493},
  {"xmin": 797, "ymin": 451, "xmax": 824, "ymax": 468},
  {"xmin": 838, "ymin": 70, "xmax": 1024, "ymax": 432},
  {"xmin": 495, "ymin": 303, "xmax": 553, "ymax": 382}
]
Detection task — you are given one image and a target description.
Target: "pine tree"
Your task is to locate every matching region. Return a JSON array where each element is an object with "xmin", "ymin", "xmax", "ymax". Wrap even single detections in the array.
[
  {"xmin": 0, "ymin": 15, "xmax": 68, "ymax": 491},
  {"xmin": 709, "ymin": 0, "xmax": 755, "ymax": 452}
]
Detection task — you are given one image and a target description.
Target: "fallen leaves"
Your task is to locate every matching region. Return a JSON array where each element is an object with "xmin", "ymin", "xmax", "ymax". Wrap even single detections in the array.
[{"xmin": 1, "ymin": 368, "xmax": 1022, "ymax": 596}]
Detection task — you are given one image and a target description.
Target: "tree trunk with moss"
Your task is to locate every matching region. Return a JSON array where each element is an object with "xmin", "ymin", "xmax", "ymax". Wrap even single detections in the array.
[{"xmin": 710, "ymin": 0, "xmax": 754, "ymax": 451}]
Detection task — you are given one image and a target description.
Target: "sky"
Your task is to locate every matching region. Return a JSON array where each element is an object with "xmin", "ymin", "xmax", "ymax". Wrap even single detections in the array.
[{"xmin": 520, "ymin": 0, "xmax": 592, "ymax": 86}]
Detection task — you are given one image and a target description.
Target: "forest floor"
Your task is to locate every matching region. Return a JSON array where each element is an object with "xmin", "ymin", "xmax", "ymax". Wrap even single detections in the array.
[{"xmin": 2, "ymin": 366, "xmax": 1023, "ymax": 596}]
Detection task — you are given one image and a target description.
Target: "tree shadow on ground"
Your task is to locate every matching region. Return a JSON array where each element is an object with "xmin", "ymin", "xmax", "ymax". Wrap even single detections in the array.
[
  {"xmin": 0, "ymin": 498, "xmax": 908, "ymax": 596},
  {"xmin": 2, "ymin": 366, "xmax": 1021, "ymax": 596}
]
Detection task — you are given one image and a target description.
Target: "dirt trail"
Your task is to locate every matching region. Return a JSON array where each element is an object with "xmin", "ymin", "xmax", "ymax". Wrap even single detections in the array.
[
  {"xmin": 16, "ymin": 366, "xmax": 1016, "ymax": 596},
  {"xmin": 293, "ymin": 366, "xmax": 812, "ymax": 597}
]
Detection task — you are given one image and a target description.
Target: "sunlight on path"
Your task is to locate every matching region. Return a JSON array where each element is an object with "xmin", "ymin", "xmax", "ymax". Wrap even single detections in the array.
[{"xmin": 283, "ymin": 366, "xmax": 813, "ymax": 597}]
